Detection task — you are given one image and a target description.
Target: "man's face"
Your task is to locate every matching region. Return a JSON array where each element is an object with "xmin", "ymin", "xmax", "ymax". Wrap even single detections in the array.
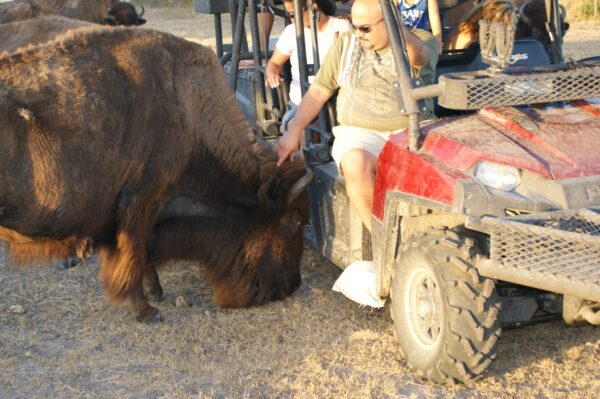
[
  {"xmin": 284, "ymin": 1, "xmax": 310, "ymax": 28},
  {"xmin": 351, "ymin": 6, "xmax": 388, "ymax": 51}
]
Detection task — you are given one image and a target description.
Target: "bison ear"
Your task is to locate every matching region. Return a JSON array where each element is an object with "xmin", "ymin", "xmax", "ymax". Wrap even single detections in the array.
[
  {"xmin": 137, "ymin": 18, "xmax": 147, "ymax": 26},
  {"xmin": 103, "ymin": 17, "xmax": 116, "ymax": 26}
]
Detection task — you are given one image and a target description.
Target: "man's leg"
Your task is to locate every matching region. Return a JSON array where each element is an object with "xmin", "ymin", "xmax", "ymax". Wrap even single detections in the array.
[{"xmin": 339, "ymin": 149, "xmax": 378, "ymax": 232}]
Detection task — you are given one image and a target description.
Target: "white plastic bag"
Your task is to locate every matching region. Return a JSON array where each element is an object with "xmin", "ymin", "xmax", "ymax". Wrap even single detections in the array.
[{"xmin": 332, "ymin": 261, "xmax": 386, "ymax": 308}]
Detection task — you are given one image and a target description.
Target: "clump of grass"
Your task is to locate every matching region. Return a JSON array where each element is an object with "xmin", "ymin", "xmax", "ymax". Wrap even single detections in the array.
[
  {"xmin": 580, "ymin": 0, "xmax": 600, "ymax": 19},
  {"xmin": 564, "ymin": 0, "xmax": 600, "ymax": 21}
]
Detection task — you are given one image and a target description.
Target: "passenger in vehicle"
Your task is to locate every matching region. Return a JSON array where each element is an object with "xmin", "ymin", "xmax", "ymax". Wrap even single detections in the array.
[
  {"xmin": 394, "ymin": 0, "xmax": 442, "ymax": 54},
  {"xmin": 265, "ymin": 0, "xmax": 351, "ymax": 131},
  {"xmin": 277, "ymin": 0, "xmax": 438, "ymax": 232},
  {"xmin": 443, "ymin": 0, "xmax": 518, "ymax": 51}
]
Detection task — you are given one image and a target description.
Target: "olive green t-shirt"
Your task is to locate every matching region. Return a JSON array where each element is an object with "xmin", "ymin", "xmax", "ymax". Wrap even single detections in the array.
[{"xmin": 313, "ymin": 29, "xmax": 438, "ymax": 132}]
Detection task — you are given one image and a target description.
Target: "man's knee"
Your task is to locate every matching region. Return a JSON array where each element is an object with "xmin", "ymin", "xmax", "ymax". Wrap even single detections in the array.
[{"xmin": 339, "ymin": 149, "xmax": 377, "ymax": 178}]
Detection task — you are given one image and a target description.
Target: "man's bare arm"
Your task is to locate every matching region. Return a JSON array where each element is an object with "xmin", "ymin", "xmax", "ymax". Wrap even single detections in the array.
[
  {"xmin": 277, "ymin": 84, "xmax": 333, "ymax": 166},
  {"xmin": 400, "ymin": 24, "xmax": 431, "ymax": 67}
]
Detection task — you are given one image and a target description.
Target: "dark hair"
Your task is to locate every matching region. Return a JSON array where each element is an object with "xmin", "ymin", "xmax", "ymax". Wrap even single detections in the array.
[
  {"xmin": 283, "ymin": 0, "xmax": 337, "ymax": 16},
  {"xmin": 458, "ymin": 0, "xmax": 517, "ymax": 39}
]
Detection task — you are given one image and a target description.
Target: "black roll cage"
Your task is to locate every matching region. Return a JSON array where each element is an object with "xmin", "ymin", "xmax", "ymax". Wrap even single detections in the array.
[{"xmin": 211, "ymin": 0, "xmax": 566, "ymax": 153}]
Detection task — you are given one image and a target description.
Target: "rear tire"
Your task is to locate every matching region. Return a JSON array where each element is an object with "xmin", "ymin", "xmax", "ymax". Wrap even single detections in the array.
[{"xmin": 390, "ymin": 229, "xmax": 502, "ymax": 384}]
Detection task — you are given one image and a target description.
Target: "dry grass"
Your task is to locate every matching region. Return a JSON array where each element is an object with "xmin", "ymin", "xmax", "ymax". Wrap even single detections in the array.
[
  {"xmin": 1, "ymin": 6, "xmax": 600, "ymax": 399},
  {"xmin": 2, "ymin": 244, "xmax": 600, "ymax": 398},
  {"xmin": 563, "ymin": 0, "xmax": 600, "ymax": 21}
]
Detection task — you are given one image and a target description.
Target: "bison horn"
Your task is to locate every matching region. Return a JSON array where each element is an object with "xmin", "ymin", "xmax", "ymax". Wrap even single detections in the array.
[
  {"xmin": 138, "ymin": 4, "xmax": 145, "ymax": 18},
  {"xmin": 287, "ymin": 169, "xmax": 314, "ymax": 204}
]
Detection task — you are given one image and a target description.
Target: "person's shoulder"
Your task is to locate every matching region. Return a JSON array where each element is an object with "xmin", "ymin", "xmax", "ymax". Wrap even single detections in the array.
[
  {"xmin": 282, "ymin": 23, "xmax": 297, "ymax": 36},
  {"xmin": 276, "ymin": 23, "xmax": 298, "ymax": 52},
  {"xmin": 330, "ymin": 16, "xmax": 352, "ymax": 32},
  {"xmin": 410, "ymin": 28, "xmax": 435, "ymax": 42},
  {"xmin": 337, "ymin": 30, "xmax": 354, "ymax": 41}
]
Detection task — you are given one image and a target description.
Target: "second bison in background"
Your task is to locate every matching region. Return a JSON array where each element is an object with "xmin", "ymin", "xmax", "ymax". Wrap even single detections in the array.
[
  {"xmin": 0, "ymin": 0, "xmax": 146, "ymax": 26},
  {"xmin": 0, "ymin": 25, "xmax": 309, "ymax": 322}
]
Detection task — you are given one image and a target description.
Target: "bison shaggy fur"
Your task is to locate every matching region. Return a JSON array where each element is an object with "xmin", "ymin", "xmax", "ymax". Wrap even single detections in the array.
[
  {"xmin": 0, "ymin": 0, "xmax": 146, "ymax": 26},
  {"xmin": 0, "ymin": 25, "xmax": 308, "ymax": 322}
]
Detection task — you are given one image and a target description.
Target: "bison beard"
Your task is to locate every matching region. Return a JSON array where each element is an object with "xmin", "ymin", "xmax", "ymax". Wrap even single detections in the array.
[{"xmin": 0, "ymin": 26, "xmax": 308, "ymax": 322}]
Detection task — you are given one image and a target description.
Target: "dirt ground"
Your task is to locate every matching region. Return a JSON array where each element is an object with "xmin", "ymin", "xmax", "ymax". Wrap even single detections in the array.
[{"xmin": 2, "ymin": 6, "xmax": 600, "ymax": 399}]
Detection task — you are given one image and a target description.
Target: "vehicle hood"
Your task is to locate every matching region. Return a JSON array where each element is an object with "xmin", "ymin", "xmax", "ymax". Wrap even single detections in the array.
[{"xmin": 402, "ymin": 100, "xmax": 600, "ymax": 179}]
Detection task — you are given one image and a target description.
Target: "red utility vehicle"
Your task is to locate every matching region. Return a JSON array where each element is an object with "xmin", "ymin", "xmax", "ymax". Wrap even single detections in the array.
[{"xmin": 199, "ymin": 0, "xmax": 600, "ymax": 383}]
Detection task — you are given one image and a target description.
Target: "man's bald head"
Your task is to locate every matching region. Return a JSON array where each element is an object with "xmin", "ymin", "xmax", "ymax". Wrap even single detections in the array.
[
  {"xmin": 352, "ymin": 0, "xmax": 382, "ymax": 21},
  {"xmin": 351, "ymin": 0, "xmax": 388, "ymax": 51}
]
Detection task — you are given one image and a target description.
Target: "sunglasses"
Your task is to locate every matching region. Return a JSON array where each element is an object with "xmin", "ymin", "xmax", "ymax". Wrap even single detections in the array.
[
  {"xmin": 351, "ymin": 18, "xmax": 383, "ymax": 34},
  {"xmin": 285, "ymin": 7, "xmax": 308, "ymax": 20}
]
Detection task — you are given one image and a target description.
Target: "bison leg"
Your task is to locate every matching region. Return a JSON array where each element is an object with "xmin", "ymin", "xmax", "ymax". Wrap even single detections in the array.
[
  {"xmin": 99, "ymin": 240, "xmax": 163, "ymax": 323},
  {"xmin": 57, "ymin": 237, "xmax": 94, "ymax": 270},
  {"xmin": 126, "ymin": 282, "xmax": 164, "ymax": 323},
  {"xmin": 0, "ymin": 227, "xmax": 93, "ymax": 269},
  {"xmin": 98, "ymin": 187, "xmax": 168, "ymax": 322},
  {"xmin": 142, "ymin": 266, "xmax": 163, "ymax": 301}
]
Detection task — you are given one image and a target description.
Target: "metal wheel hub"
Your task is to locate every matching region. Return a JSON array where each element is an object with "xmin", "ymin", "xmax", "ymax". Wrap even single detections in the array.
[{"xmin": 405, "ymin": 266, "xmax": 443, "ymax": 350}]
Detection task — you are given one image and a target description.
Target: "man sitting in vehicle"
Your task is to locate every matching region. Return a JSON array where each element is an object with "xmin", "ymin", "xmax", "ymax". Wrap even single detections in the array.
[{"xmin": 277, "ymin": 0, "xmax": 438, "ymax": 232}]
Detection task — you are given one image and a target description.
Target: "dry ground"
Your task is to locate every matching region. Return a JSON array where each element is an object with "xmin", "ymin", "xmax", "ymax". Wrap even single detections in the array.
[{"xmin": 1, "ymin": 6, "xmax": 600, "ymax": 399}]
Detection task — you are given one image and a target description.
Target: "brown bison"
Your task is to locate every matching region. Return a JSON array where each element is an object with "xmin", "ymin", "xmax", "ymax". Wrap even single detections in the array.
[
  {"xmin": 0, "ymin": 25, "xmax": 309, "ymax": 322},
  {"xmin": 103, "ymin": 1, "xmax": 145, "ymax": 26},
  {"xmin": 0, "ymin": 15, "xmax": 90, "ymax": 54},
  {"xmin": 0, "ymin": 0, "xmax": 146, "ymax": 26}
]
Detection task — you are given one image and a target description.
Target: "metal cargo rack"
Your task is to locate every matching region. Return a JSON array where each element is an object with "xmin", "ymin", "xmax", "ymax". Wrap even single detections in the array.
[{"xmin": 437, "ymin": 62, "xmax": 600, "ymax": 110}]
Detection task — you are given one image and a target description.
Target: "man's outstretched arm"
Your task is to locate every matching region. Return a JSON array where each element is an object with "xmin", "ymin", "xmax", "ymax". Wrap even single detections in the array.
[{"xmin": 277, "ymin": 84, "xmax": 333, "ymax": 166}]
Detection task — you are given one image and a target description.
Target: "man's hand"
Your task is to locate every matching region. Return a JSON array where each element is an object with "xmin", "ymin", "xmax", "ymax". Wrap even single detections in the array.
[
  {"xmin": 266, "ymin": 68, "xmax": 282, "ymax": 89},
  {"xmin": 265, "ymin": 49, "xmax": 288, "ymax": 88},
  {"xmin": 275, "ymin": 85, "xmax": 332, "ymax": 166},
  {"xmin": 277, "ymin": 124, "xmax": 302, "ymax": 166}
]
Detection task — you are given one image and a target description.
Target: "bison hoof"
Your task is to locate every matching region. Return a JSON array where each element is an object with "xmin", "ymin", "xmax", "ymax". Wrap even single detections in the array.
[
  {"xmin": 57, "ymin": 256, "xmax": 81, "ymax": 270},
  {"xmin": 133, "ymin": 306, "xmax": 164, "ymax": 323}
]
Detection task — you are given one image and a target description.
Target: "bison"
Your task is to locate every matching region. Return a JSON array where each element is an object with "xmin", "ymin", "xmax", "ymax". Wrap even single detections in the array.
[
  {"xmin": 0, "ymin": 0, "xmax": 146, "ymax": 26},
  {"xmin": 0, "ymin": 25, "xmax": 309, "ymax": 322},
  {"xmin": 0, "ymin": 16, "xmax": 91, "ymax": 54}
]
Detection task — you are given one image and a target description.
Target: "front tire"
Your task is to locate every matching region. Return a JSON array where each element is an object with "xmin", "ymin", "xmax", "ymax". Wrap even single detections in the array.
[{"xmin": 390, "ymin": 229, "xmax": 502, "ymax": 384}]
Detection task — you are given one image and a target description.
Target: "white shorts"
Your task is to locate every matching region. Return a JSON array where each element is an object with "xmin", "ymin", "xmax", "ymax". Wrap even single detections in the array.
[{"xmin": 331, "ymin": 125, "xmax": 394, "ymax": 171}]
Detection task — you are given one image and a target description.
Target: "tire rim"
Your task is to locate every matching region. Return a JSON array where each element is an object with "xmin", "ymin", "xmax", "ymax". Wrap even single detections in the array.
[{"xmin": 404, "ymin": 266, "xmax": 443, "ymax": 350}]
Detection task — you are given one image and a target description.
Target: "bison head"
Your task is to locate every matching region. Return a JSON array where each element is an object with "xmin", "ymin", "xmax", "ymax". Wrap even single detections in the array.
[
  {"xmin": 212, "ymin": 208, "xmax": 305, "ymax": 308},
  {"xmin": 148, "ymin": 168, "xmax": 312, "ymax": 309},
  {"xmin": 212, "ymin": 170, "xmax": 312, "ymax": 308},
  {"xmin": 104, "ymin": 1, "xmax": 146, "ymax": 26}
]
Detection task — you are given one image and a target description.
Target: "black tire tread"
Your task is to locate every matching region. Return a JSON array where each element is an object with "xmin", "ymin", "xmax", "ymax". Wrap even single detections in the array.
[{"xmin": 391, "ymin": 228, "xmax": 502, "ymax": 384}]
